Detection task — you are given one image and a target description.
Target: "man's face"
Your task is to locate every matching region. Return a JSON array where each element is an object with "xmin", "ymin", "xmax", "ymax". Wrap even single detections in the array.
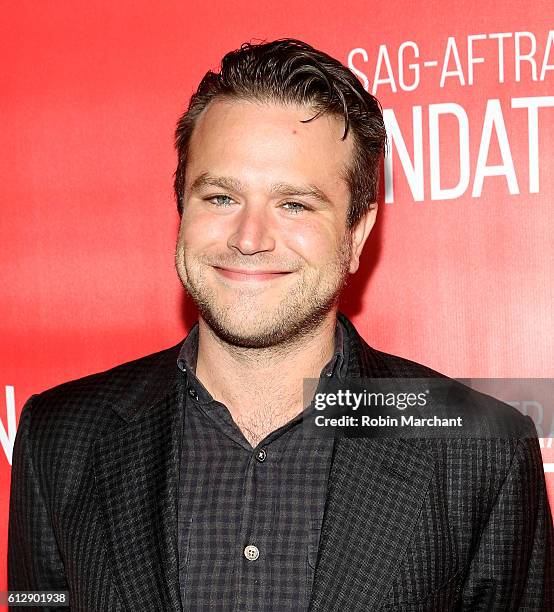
[{"xmin": 175, "ymin": 98, "xmax": 375, "ymax": 348}]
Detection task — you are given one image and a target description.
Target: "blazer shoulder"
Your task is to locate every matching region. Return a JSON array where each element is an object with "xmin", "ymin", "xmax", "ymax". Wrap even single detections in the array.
[
  {"xmin": 27, "ymin": 339, "xmax": 184, "ymax": 427},
  {"xmin": 371, "ymin": 349, "xmax": 537, "ymax": 439},
  {"xmin": 355, "ymin": 340, "xmax": 534, "ymax": 440}
]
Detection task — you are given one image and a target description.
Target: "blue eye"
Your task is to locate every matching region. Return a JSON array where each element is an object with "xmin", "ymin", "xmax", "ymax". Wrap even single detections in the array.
[
  {"xmin": 282, "ymin": 202, "xmax": 308, "ymax": 213},
  {"xmin": 207, "ymin": 195, "xmax": 234, "ymax": 207}
]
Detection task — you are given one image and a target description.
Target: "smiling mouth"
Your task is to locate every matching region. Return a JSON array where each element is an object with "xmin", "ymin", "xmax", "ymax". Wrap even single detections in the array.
[{"xmin": 213, "ymin": 266, "xmax": 294, "ymax": 282}]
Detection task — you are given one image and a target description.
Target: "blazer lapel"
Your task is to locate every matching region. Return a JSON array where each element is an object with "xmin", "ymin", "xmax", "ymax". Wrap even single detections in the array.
[
  {"xmin": 93, "ymin": 369, "xmax": 185, "ymax": 612},
  {"xmin": 308, "ymin": 436, "xmax": 433, "ymax": 611},
  {"xmin": 308, "ymin": 313, "xmax": 435, "ymax": 611}
]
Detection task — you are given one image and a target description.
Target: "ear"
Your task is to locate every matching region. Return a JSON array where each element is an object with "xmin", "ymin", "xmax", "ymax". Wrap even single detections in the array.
[{"xmin": 349, "ymin": 203, "xmax": 378, "ymax": 274}]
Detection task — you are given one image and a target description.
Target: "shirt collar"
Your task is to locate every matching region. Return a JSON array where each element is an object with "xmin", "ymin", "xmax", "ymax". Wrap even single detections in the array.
[{"xmin": 177, "ymin": 316, "xmax": 349, "ymax": 403}]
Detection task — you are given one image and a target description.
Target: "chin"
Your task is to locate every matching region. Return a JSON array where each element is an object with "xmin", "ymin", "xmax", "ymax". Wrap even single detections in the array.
[
  {"xmin": 207, "ymin": 313, "xmax": 285, "ymax": 348},
  {"xmin": 204, "ymin": 300, "xmax": 337, "ymax": 349}
]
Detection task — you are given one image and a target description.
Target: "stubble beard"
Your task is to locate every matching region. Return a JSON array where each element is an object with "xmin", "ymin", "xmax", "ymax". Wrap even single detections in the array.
[{"xmin": 175, "ymin": 236, "xmax": 352, "ymax": 350}]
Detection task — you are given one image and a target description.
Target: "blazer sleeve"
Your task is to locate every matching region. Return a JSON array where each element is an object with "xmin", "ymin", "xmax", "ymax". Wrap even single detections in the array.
[
  {"xmin": 7, "ymin": 395, "xmax": 68, "ymax": 599},
  {"xmin": 459, "ymin": 418, "xmax": 554, "ymax": 610}
]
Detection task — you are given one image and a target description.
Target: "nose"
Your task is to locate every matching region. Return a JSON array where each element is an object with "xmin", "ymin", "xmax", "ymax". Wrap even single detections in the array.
[{"xmin": 227, "ymin": 202, "xmax": 276, "ymax": 255}]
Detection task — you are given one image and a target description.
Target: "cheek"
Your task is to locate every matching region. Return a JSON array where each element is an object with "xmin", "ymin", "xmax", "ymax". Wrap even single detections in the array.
[
  {"xmin": 285, "ymin": 222, "xmax": 342, "ymax": 265},
  {"xmin": 181, "ymin": 210, "xmax": 228, "ymax": 248}
]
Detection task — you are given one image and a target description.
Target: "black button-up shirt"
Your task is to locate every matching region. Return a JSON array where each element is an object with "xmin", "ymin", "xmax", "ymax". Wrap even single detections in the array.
[{"xmin": 176, "ymin": 318, "xmax": 349, "ymax": 611}]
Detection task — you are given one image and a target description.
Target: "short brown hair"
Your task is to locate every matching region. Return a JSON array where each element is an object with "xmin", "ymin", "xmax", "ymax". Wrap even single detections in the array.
[{"xmin": 174, "ymin": 38, "xmax": 387, "ymax": 229}]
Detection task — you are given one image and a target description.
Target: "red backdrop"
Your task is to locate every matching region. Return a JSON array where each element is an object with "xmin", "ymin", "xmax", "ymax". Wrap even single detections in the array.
[{"xmin": 2, "ymin": 0, "xmax": 553, "ymax": 596}]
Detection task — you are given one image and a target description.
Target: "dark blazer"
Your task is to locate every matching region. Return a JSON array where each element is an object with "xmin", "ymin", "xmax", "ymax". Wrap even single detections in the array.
[{"xmin": 8, "ymin": 312, "xmax": 553, "ymax": 611}]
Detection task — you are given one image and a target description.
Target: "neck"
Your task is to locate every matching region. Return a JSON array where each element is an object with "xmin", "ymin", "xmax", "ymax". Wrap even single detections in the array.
[{"xmin": 194, "ymin": 310, "xmax": 338, "ymax": 442}]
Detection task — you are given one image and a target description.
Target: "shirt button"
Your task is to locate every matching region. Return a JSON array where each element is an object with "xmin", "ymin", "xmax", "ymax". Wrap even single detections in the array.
[
  {"xmin": 255, "ymin": 448, "xmax": 267, "ymax": 462},
  {"xmin": 187, "ymin": 387, "xmax": 198, "ymax": 400},
  {"xmin": 244, "ymin": 545, "xmax": 260, "ymax": 561}
]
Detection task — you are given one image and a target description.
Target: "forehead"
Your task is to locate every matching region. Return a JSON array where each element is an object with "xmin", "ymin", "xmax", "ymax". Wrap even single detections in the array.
[{"xmin": 185, "ymin": 98, "xmax": 354, "ymax": 197}]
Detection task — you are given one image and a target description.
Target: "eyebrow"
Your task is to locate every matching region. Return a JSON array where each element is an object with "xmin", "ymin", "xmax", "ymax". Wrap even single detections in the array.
[{"xmin": 188, "ymin": 172, "xmax": 333, "ymax": 206}]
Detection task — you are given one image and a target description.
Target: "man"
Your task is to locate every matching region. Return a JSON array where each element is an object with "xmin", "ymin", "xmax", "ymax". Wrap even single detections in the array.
[{"xmin": 8, "ymin": 38, "xmax": 552, "ymax": 611}]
